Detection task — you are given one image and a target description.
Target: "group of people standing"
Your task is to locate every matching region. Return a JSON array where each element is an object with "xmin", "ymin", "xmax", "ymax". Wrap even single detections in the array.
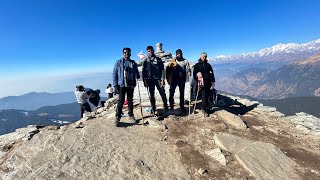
[
  {"xmin": 75, "ymin": 45, "xmax": 215, "ymax": 126},
  {"xmin": 112, "ymin": 45, "xmax": 215, "ymax": 127}
]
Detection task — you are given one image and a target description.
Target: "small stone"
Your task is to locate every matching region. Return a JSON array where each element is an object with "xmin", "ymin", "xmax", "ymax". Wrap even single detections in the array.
[
  {"xmin": 198, "ymin": 168, "xmax": 208, "ymax": 175},
  {"xmin": 252, "ymin": 126, "xmax": 264, "ymax": 131}
]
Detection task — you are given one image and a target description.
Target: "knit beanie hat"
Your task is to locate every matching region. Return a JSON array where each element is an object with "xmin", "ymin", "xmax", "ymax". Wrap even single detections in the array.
[
  {"xmin": 200, "ymin": 52, "xmax": 207, "ymax": 56},
  {"xmin": 176, "ymin": 49, "xmax": 182, "ymax": 54}
]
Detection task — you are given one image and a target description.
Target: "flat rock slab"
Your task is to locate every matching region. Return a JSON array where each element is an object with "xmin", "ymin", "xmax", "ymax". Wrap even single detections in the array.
[
  {"xmin": 0, "ymin": 117, "xmax": 189, "ymax": 180},
  {"xmin": 215, "ymin": 110, "xmax": 247, "ymax": 129},
  {"xmin": 254, "ymin": 106, "xmax": 276, "ymax": 112},
  {"xmin": 214, "ymin": 133, "xmax": 297, "ymax": 180},
  {"xmin": 267, "ymin": 111, "xmax": 285, "ymax": 118},
  {"xmin": 205, "ymin": 148, "xmax": 227, "ymax": 166},
  {"xmin": 284, "ymin": 113, "xmax": 320, "ymax": 135}
]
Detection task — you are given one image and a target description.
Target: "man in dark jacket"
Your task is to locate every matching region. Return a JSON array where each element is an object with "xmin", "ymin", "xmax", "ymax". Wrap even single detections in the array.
[
  {"xmin": 166, "ymin": 49, "xmax": 190, "ymax": 113},
  {"xmin": 142, "ymin": 45, "xmax": 168, "ymax": 115},
  {"xmin": 113, "ymin": 47, "xmax": 140, "ymax": 126},
  {"xmin": 87, "ymin": 89, "xmax": 101, "ymax": 107},
  {"xmin": 193, "ymin": 52, "xmax": 215, "ymax": 117}
]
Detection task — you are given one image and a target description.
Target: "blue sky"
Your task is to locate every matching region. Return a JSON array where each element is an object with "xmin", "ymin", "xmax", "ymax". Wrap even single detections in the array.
[{"xmin": 0, "ymin": 0, "xmax": 320, "ymax": 97}]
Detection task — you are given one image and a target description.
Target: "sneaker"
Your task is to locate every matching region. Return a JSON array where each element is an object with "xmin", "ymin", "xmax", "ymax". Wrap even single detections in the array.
[
  {"xmin": 114, "ymin": 118, "xmax": 120, "ymax": 127},
  {"xmin": 128, "ymin": 116, "xmax": 136, "ymax": 123}
]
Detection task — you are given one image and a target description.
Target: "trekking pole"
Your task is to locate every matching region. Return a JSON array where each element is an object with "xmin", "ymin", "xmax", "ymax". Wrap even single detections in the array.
[
  {"xmin": 188, "ymin": 75, "xmax": 192, "ymax": 119},
  {"xmin": 192, "ymin": 84, "xmax": 200, "ymax": 114},
  {"xmin": 137, "ymin": 81, "xmax": 144, "ymax": 125}
]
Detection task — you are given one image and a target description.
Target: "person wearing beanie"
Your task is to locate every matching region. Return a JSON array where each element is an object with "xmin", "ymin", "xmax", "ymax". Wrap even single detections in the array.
[
  {"xmin": 200, "ymin": 52, "xmax": 207, "ymax": 56},
  {"xmin": 192, "ymin": 52, "xmax": 215, "ymax": 117},
  {"xmin": 166, "ymin": 49, "xmax": 191, "ymax": 114}
]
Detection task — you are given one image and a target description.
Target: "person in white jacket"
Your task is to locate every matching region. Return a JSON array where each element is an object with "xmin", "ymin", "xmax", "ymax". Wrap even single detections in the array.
[
  {"xmin": 75, "ymin": 85, "xmax": 92, "ymax": 118},
  {"xmin": 105, "ymin": 84, "xmax": 113, "ymax": 98}
]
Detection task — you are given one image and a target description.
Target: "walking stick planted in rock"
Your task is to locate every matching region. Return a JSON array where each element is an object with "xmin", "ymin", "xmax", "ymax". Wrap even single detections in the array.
[
  {"xmin": 188, "ymin": 75, "xmax": 192, "ymax": 119},
  {"xmin": 137, "ymin": 81, "xmax": 144, "ymax": 125},
  {"xmin": 192, "ymin": 85, "xmax": 200, "ymax": 114}
]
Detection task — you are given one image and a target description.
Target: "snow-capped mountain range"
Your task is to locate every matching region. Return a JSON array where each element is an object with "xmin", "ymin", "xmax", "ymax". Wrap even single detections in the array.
[{"xmin": 209, "ymin": 39, "xmax": 320, "ymax": 63}]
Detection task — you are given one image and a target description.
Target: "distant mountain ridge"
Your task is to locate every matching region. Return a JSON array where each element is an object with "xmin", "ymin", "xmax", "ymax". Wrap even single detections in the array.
[
  {"xmin": 0, "ymin": 92, "xmax": 77, "ymax": 110},
  {"xmin": 0, "ymin": 102, "xmax": 80, "ymax": 135},
  {"xmin": 209, "ymin": 39, "xmax": 320, "ymax": 64},
  {"xmin": 210, "ymin": 38, "xmax": 320, "ymax": 99},
  {"xmin": 217, "ymin": 53, "xmax": 320, "ymax": 99}
]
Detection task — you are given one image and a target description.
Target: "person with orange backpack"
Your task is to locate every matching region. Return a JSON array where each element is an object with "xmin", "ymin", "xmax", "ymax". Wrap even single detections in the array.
[
  {"xmin": 192, "ymin": 52, "xmax": 215, "ymax": 117},
  {"xmin": 166, "ymin": 49, "xmax": 190, "ymax": 114}
]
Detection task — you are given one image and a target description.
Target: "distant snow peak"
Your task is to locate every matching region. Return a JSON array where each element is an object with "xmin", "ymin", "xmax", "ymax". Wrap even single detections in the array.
[
  {"xmin": 215, "ymin": 55, "xmax": 227, "ymax": 58},
  {"xmin": 209, "ymin": 38, "xmax": 320, "ymax": 63}
]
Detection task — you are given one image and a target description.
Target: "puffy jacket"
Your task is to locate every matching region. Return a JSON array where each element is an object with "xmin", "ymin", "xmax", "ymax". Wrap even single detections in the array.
[
  {"xmin": 193, "ymin": 59, "xmax": 215, "ymax": 87},
  {"xmin": 166, "ymin": 57, "xmax": 190, "ymax": 84},
  {"xmin": 142, "ymin": 56, "xmax": 165, "ymax": 80},
  {"xmin": 113, "ymin": 58, "xmax": 140, "ymax": 87}
]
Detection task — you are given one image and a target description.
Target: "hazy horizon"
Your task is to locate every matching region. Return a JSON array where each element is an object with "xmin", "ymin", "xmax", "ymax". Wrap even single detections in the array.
[{"xmin": 1, "ymin": 0, "xmax": 320, "ymax": 97}]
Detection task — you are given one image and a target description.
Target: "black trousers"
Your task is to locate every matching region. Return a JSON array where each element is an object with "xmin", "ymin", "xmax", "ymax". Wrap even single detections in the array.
[
  {"xmin": 89, "ymin": 97, "xmax": 100, "ymax": 107},
  {"xmin": 79, "ymin": 102, "xmax": 91, "ymax": 118},
  {"xmin": 116, "ymin": 87, "xmax": 134, "ymax": 118},
  {"xmin": 169, "ymin": 80, "xmax": 185, "ymax": 109},
  {"xmin": 108, "ymin": 93, "xmax": 113, "ymax": 99},
  {"xmin": 146, "ymin": 79, "xmax": 168, "ymax": 111},
  {"xmin": 201, "ymin": 86, "xmax": 210, "ymax": 113}
]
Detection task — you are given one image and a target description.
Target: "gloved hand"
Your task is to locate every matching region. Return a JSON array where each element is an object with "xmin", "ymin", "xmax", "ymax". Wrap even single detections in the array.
[
  {"xmin": 158, "ymin": 80, "xmax": 165, "ymax": 89},
  {"xmin": 114, "ymin": 85, "xmax": 120, "ymax": 95},
  {"xmin": 161, "ymin": 80, "xmax": 165, "ymax": 87}
]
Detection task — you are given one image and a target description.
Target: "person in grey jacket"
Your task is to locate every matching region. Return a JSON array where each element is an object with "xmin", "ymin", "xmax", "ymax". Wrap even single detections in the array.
[{"xmin": 113, "ymin": 47, "xmax": 140, "ymax": 126}]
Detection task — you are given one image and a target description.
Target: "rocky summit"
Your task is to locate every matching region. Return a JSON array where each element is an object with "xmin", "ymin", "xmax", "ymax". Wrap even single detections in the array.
[{"xmin": 1, "ymin": 83, "xmax": 320, "ymax": 179}]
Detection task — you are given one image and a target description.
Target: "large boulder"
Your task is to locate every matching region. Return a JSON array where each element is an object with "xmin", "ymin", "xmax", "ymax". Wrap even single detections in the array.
[{"xmin": 214, "ymin": 133, "xmax": 297, "ymax": 180}]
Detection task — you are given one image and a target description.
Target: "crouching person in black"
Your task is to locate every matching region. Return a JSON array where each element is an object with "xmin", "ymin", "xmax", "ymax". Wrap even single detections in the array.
[
  {"xmin": 113, "ymin": 47, "xmax": 140, "ymax": 127},
  {"xmin": 193, "ymin": 52, "xmax": 215, "ymax": 117},
  {"xmin": 75, "ymin": 85, "xmax": 92, "ymax": 118},
  {"xmin": 87, "ymin": 89, "xmax": 101, "ymax": 109}
]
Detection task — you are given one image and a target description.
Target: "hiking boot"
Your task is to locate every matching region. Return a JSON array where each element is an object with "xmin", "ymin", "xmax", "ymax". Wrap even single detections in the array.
[
  {"xmin": 128, "ymin": 116, "xmax": 136, "ymax": 123},
  {"xmin": 170, "ymin": 106, "xmax": 174, "ymax": 111},
  {"xmin": 164, "ymin": 106, "xmax": 169, "ymax": 111},
  {"xmin": 203, "ymin": 111, "xmax": 209, "ymax": 118},
  {"xmin": 151, "ymin": 109, "xmax": 158, "ymax": 117},
  {"xmin": 180, "ymin": 107, "xmax": 187, "ymax": 114},
  {"xmin": 114, "ymin": 117, "xmax": 120, "ymax": 127}
]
